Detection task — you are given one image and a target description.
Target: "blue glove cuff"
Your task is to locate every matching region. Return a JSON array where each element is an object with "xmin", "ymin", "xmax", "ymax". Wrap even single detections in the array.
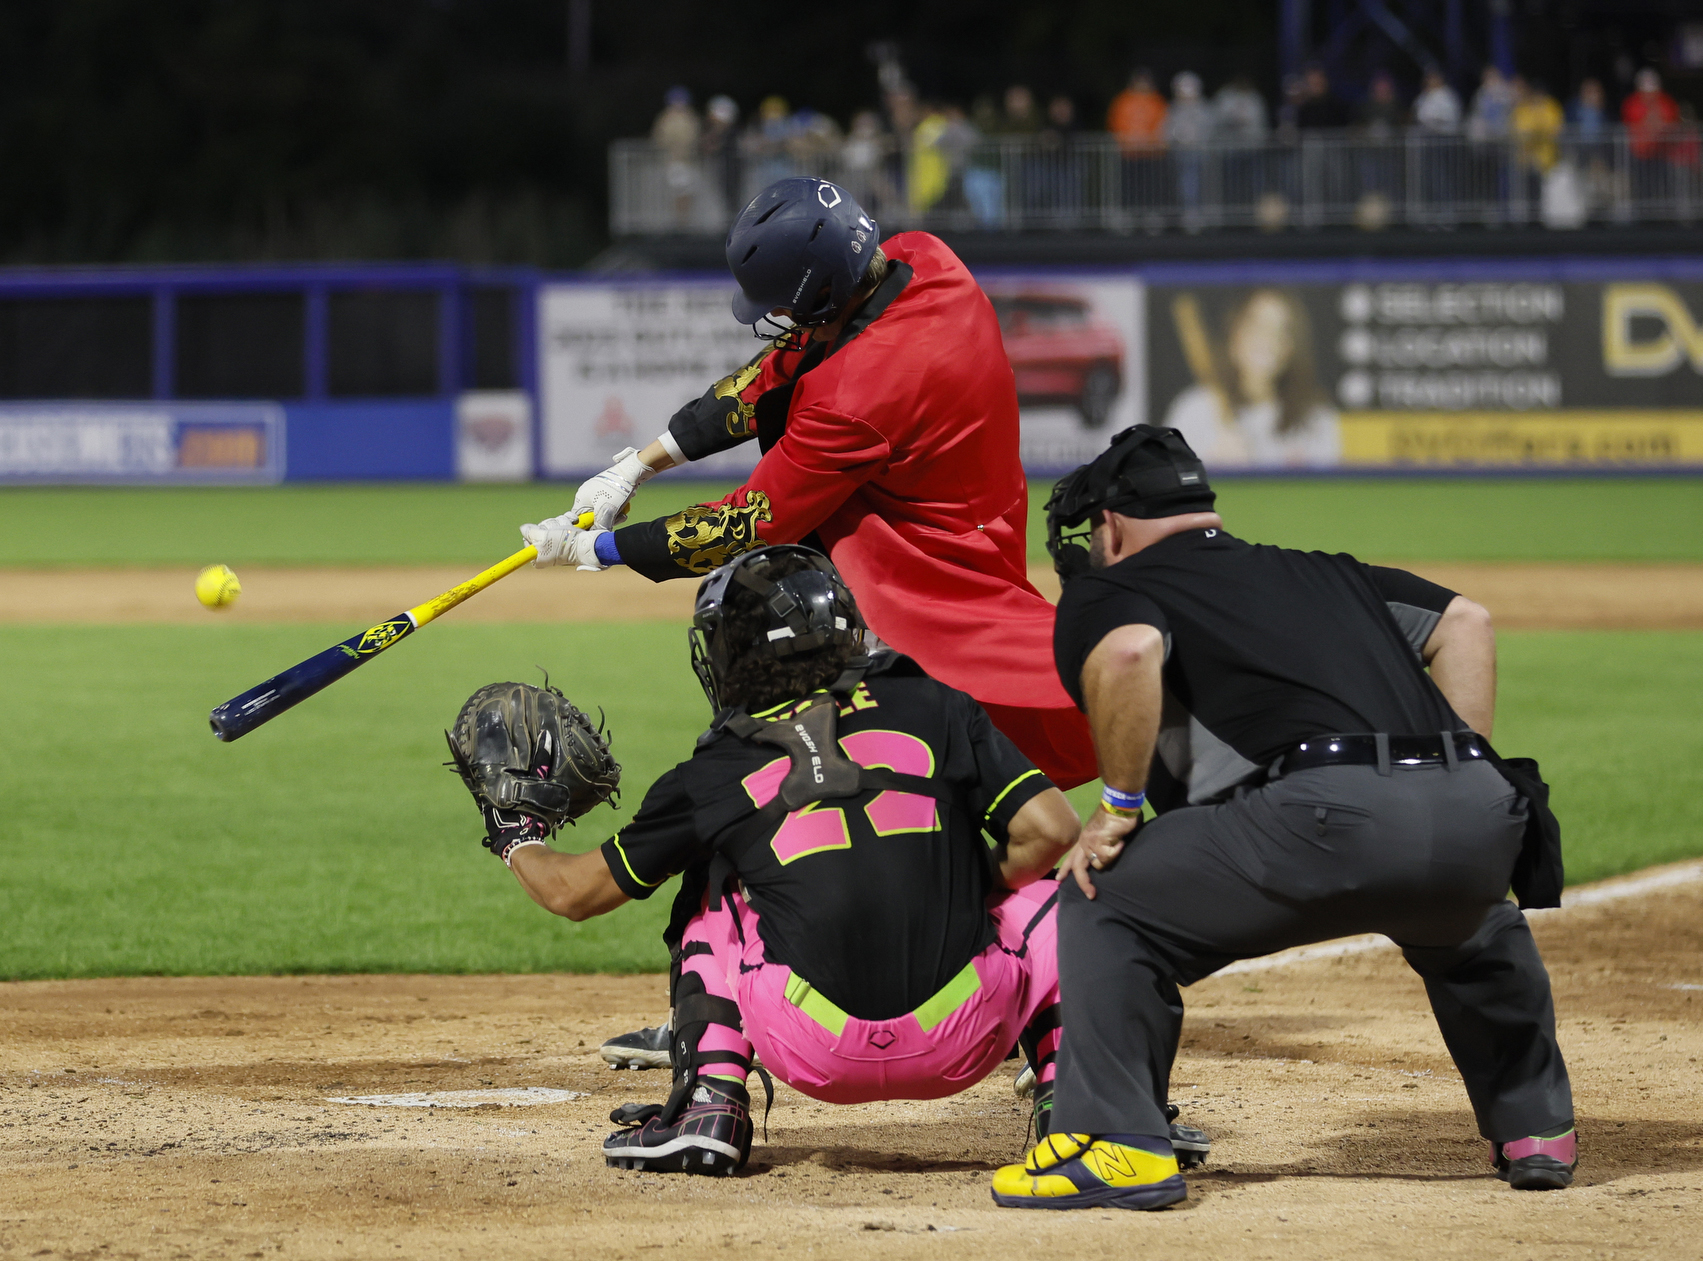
[{"xmin": 593, "ymin": 531, "xmax": 623, "ymax": 566}]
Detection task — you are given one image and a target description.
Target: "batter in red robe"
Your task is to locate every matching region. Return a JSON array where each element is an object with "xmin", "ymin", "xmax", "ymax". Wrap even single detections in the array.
[{"xmin": 523, "ymin": 188, "xmax": 1095, "ymax": 789}]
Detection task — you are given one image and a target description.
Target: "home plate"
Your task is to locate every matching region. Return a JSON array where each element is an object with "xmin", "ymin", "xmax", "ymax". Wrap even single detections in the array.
[{"xmin": 326, "ymin": 1087, "xmax": 587, "ymax": 1108}]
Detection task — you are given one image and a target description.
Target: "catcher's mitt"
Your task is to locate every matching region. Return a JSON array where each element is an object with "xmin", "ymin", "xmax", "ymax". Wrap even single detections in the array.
[{"xmin": 445, "ymin": 680, "xmax": 620, "ymax": 833}]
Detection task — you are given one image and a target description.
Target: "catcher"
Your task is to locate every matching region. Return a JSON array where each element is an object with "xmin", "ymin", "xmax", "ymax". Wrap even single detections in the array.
[
  {"xmin": 528, "ymin": 177, "xmax": 1103, "ymax": 1074},
  {"xmin": 447, "ymin": 546, "xmax": 1090, "ymax": 1175}
]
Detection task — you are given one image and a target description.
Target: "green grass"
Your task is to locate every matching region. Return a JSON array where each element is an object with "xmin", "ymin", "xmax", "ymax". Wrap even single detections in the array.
[
  {"xmin": 1, "ymin": 623, "xmax": 1697, "ymax": 979},
  {"xmin": 1, "ymin": 477, "xmax": 1699, "ymax": 569},
  {"xmin": 0, "ymin": 622, "xmax": 706, "ymax": 979},
  {"xmin": 1494, "ymin": 632, "xmax": 1703, "ymax": 885}
]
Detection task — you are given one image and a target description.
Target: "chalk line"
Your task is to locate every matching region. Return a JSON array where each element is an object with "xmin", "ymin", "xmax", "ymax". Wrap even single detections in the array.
[{"xmin": 327, "ymin": 1087, "xmax": 586, "ymax": 1108}]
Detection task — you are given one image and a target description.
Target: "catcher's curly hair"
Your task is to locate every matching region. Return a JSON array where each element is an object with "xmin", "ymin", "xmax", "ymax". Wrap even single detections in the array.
[{"xmin": 715, "ymin": 552, "xmax": 859, "ymax": 712}]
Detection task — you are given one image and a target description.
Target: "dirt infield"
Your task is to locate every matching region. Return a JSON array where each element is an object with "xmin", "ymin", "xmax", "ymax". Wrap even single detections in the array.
[
  {"xmin": 4, "ymin": 865, "xmax": 1703, "ymax": 1261},
  {"xmin": 5, "ymin": 561, "xmax": 1703, "ymax": 628}
]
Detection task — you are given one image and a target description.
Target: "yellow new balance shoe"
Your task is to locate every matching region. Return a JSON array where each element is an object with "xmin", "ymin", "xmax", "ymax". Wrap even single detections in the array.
[{"xmin": 991, "ymin": 1132, "xmax": 1187, "ymax": 1211}]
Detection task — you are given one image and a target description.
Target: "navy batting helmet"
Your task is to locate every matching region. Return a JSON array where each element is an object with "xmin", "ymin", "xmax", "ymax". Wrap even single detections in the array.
[{"xmin": 725, "ymin": 177, "xmax": 878, "ymax": 327}]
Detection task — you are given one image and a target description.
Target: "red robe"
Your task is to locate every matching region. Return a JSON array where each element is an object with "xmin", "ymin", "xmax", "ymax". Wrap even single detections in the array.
[{"xmin": 615, "ymin": 232, "xmax": 1097, "ymax": 788}]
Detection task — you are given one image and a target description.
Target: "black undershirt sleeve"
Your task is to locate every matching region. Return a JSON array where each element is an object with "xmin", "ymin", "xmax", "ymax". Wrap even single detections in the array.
[
  {"xmin": 1052, "ymin": 576, "xmax": 1170, "ymax": 711},
  {"xmin": 956, "ymin": 691, "xmax": 1055, "ymax": 846},
  {"xmin": 599, "ymin": 766, "xmax": 710, "ymax": 900}
]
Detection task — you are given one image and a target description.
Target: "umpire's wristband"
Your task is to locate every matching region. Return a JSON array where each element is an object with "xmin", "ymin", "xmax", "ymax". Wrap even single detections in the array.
[{"xmin": 1099, "ymin": 785, "xmax": 1145, "ymax": 819}]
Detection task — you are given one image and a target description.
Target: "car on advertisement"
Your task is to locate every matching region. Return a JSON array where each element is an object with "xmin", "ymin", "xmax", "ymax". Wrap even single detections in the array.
[{"xmin": 987, "ymin": 289, "xmax": 1124, "ymax": 429}]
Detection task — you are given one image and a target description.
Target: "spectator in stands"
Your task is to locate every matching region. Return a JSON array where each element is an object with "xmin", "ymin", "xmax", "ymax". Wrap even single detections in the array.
[
  {"xmin": 1567, "ymin": 78, "xmax": 1611, "ymax": 217},
  {"xmin": 1214, "ymin": 75, "xmax": 1269, "ymax": 213},
  {"xmin": 1036, "ymin": 94, "xmax": 1082, "ymax": 220},
  {"xmin": 743, "ymin": 95, "xmax": 796, "ymax": 196},
  {"xmin": 652, "ymin": 87, "xmax": 702, "ymax": 228},
  {"xmin": 1108, "ymin": 69, "xmax": 1168, "ymax": 222},
  {"xmin": 787, "ymin": 108, "xmax": 843, "ymax": 168},
  {"xmin": 1466, "ymin": 65, "xmax": 1513, "ymax": 141},
  {"xmin": 908, "ymin": 102, "xmax": 952, "ymax": 214},
  {"xmin": 1568, "ymin": 77, "xmax": 1607, "ymax": 139},
  {"xmin": 1165, "ymin": 72, "xmax": 1214, "ymax": 229},
  {"xmin": 1108, "ymin": 69, "xmax": 1167, "ymax": 152},
  {"xmin": 964, "ymin": 96, "xmax": 1005, "ymax": 227},
  {"xmin": 1296, "ymin": 65, "xmax": 1351, "ymax": 129},
  {"xmin": 1622, "ymin": 68, "xmax": 1680, "ymax": 203},
  {"xmin": 1357, "ymin": 70, "xmax": 1403, "ymax": 139},
  {"xmin": 700, "ymin": 95, "xmax": 741, "ymax": 219},
  {"xmin": 841, "ymin": 110, "xmax": 898, "ymax": 220},
  {"xmin": 1510, "ymin": 75, "xmax": 1563, "ymax": 215},
  {"xmin": 883, "ymin": 86, "xmax": 921, "ymax": 205},
  {"xmin": 912, "ymin": 102, "xmax": 979, "ymax": 218},
  {"xmin": 1042, "ymin": 93, "xmax": 1078, "ymax": 141},
  {"xmin": 1467, "ymin": 66, "xmax": 1515, "ymax": 218},
  {"xmin": 1214, "ymin": 76, "xmax": 1268, "ymax": 144},
  {"xmin": 1413, "ymin": 68, "xmax": 1462, "ymax": 217},
  {"xmin": 1413, "ymin": 67, "xmax": 1462, "ymax": 134},
  {"xmin": 1355, "ymin": 71, "xmax": 1403, "ymax": 224},
  {"xmin": 993, "ymin": 85, "xmax": 1043, "ymax": 213}
]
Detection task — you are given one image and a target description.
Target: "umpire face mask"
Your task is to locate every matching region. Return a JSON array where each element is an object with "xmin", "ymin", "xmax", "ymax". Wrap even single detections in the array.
[
  {"xmin": 1045, "ymin": 425, "xmax": 1215, "ymax": 584},
  {"xmin": 687, "ymin": 545, "xmax": 864, "ymax": 712}
]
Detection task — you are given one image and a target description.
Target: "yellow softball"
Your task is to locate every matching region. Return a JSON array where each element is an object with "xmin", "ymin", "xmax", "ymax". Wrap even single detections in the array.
[{"xmin": 195, "ymin": 564, "xmax": 241, "ymax": 610}]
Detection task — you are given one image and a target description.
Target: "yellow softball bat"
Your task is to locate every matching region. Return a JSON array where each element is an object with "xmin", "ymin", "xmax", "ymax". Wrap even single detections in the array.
[{"xmin": 576, "ymin": 510, "xmax": 594, "ymax": 529}]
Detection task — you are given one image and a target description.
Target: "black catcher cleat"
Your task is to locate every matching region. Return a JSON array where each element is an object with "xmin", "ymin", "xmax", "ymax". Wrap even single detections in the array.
[
  {"xmin": 599, "ymin": 1023, "xmax": 672, "ymax": 1071},
  {"xmin": 603, "ymin": 1078, "xmax": 753, "ymax": 1176}
]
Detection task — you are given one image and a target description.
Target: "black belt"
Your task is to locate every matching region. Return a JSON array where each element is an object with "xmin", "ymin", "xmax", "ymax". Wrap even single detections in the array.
[{"xmin": 1278, "ymin": 731, "xmax": 1486, "ymax": 777}]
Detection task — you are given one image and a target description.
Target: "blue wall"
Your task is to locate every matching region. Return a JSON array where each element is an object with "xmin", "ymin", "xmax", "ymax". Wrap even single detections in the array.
[{"xmin": 282, "ymin": 401, "xmax": 456, "ymax": 481}]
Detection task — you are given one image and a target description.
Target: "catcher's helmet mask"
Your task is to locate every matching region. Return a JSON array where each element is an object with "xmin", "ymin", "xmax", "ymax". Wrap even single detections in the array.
[
  {"xmin": 688, "ymin": 545, "xmax": 865, "ymax": 713},
  {"xmin": 726, "ymin": 177, "xmax": 877, "ymax": 330},
  {"xmin": 1045, "ymin": 424, "xmax": 1216, "ymax": 584}
]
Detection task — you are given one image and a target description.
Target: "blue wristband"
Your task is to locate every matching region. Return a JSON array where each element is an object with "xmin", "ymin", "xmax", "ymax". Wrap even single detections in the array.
[
  {"xmin": 1100, "ymin": 785, "xmax": 1145, "ymax": 817},
  {"xmin": 593, "ymin": 530, "xmax": 623, "ymax": 566}
]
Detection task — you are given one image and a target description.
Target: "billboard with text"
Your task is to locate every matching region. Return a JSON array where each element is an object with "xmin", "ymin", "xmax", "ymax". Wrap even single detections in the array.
[
  {"xmin": 1146, "ymin": 277, "xmax": 1703, "ymax": 469},
  {"xmin": 0, "ymin": 402, "xmax": 284, "ymax": 484}
]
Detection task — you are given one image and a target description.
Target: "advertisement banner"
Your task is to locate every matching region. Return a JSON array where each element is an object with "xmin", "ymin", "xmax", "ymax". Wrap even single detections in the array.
[
  {"xmin": 980, "ymin": 275, "xmax": 1145, "ymax": 473},
  {"xmin": 538, "ymin": 275, "xmax": 1145, "ymax": 480},
  {"xmin": 1146, "ymin": 277, "xmax": 1703, "ymax": 469},
  {"xmin": 455, "ymin": 390, "xmax": 533, "ymax": 482},
  {"xmin": 0, "ymin": 402, "xmax": 284, "ymax": 484},
  {"xmin": 537, "ymin": 281, "xmax": 761, "ymax": 479}
]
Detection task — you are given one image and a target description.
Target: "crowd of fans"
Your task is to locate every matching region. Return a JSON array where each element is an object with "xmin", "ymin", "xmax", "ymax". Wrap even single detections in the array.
[{"xmin": 645, "ymin": 65, "xmax": 1700, "ymax": 230}]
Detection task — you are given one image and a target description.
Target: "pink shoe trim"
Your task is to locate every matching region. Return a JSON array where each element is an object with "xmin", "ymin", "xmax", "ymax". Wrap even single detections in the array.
[{"xmin": 1501, "ymin": 1131, "xmax": 1576, "ymax": 1164}]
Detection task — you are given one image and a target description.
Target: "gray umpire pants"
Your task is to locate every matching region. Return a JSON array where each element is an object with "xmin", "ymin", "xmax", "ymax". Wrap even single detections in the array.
[{"xmin": 1051, "ymin": 759, "xmax": 1574, "ymax": 1144}]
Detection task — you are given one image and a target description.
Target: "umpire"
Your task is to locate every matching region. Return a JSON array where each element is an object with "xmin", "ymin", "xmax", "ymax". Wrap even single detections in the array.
[{"xmin": 991, "ymin": 425, "xmax": 1575, "ymax": 1213}]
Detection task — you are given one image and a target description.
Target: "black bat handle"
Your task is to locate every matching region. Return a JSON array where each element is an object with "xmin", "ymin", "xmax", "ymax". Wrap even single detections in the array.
[{"xmin": 209, "ymin": 614, "xmax": 415, "ymax": 742}]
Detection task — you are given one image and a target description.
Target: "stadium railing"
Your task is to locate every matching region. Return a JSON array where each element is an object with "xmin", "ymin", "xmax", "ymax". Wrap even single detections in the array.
[{"xmin": 610, "ymin": 125, "xmax": 1703, "ymax": 236}]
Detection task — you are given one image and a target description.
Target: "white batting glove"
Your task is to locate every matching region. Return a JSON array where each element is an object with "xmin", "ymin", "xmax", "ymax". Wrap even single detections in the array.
[
  {"xmin": 570, "ymin": 447, "xmax": 658, "ymax": 532},
  {"xmin": 520, "ymin": 522, "xmax": 609, "ymax": 571}
]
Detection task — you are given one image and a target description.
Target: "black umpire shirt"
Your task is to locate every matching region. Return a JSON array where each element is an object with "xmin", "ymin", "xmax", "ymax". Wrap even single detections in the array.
[
  {"xmin": 1053, "ymin": 528, "xmax": 1464, "ymax": 811},
  {"xmin": 600, "ymin": 662, "xmax": 1053, "ymax": 1021}
]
